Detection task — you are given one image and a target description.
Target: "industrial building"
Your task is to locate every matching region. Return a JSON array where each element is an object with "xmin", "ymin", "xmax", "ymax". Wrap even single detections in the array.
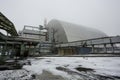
[
  {"xmin": 46, "ymin": 19, "xmax": 120, "ymax": 55},
  {"xmin": 0, "ymin": 12, "xmax": 120, "ymax": 56},
  {"xmin": 18, "ymin": 25, "xmax": 51, "ymax": 55},
  {"xmin": 19, "ymin": 25, "xmax": 47, "ymax": 42}
]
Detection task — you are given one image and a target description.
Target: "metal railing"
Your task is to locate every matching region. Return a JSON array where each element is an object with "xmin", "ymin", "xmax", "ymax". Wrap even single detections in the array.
[{"xmin": 55, "ymin": 36, "xmax": 120, "ymax": 47}]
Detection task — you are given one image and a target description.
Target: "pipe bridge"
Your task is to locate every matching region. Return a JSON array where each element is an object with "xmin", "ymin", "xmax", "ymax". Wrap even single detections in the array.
[
  {"xmin": 56, "ymin": 36, "xmax": 120, "ymax": 47},
  {"xmin": 55, "ymin": 36, "xmax": 120, "ymax": 54},
  {"xmin": 0, "ymin": 12, "xmax": 18, "ymax": 36}
]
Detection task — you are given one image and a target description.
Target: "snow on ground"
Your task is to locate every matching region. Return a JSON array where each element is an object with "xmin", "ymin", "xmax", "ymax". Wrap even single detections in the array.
[
  {"xmin": 0, "ymin": 69, "xmax": 32, "ymax": 80},
  {"xmin": 23, "ymin": 57, "xmax": 120, "ymax": 79},
  {"xmin": 0, "ymin": 57, "xmax": 120, "ymax": 80}
]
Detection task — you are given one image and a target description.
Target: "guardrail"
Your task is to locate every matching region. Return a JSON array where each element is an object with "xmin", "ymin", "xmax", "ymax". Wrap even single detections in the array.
[{"xmin": 56, "ymin": 36, "xmax": 120, "ymax": 47}]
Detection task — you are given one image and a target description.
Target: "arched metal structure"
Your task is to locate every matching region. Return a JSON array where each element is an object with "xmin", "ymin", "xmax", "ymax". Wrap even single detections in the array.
[
  {"xmin": 47, "ymin": 19, "xmax": 107, "ymax": 43},
  {"xmin": 0, "ymin": 12, "xmax": 18, "ymax": 36}
]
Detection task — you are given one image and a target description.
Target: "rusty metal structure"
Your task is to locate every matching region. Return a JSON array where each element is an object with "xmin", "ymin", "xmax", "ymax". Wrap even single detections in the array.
[
  {"xmin": 0, "ymin": 12, "xmax": 18, "ymax": 36},
  {"xmin": 0, "ymin": 12, "xmax": 40, "ymax": 57}
]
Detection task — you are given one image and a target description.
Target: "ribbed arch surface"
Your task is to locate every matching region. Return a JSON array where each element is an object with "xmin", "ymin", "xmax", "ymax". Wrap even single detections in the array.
[
  {"xmin": 47, "ymin": 19, "xmax": 107, "ymax": 42},
  {"xmin": 46, "ymin": 19, "xmax": 68, "ymax": 42}
]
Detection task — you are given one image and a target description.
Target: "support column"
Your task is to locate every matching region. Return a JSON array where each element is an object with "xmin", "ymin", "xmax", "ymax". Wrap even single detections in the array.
[
  {"xmin": 104, "ymin": 44, "xmax": 107, "ymax": 53},
  {"xmin": 0, "ymin": 45, "xmax": 1, "ymax": 56},
  {"xmin": 10, "ymin": 44, "xmax": 14, "ymax": 58},
  {"xmin": 2, "ymin": 44, "xmax": 6, "ymax": 55},
  {"xmin": 111, "ymin": 43, "xmax": 114, "ymax": 53},
  {"xmin": 28, "ymin": 43, "xmax": 31, "ymax": 56},
  {"xmin": 20, "ymin": 43, "xmax": 25, "ymax": 56},
  {"xmin": 92, "ymin": 45, "xmax": 94, "ymax": 53},
  {"xmin": 58, "ymin": 48, "xmax": 60, "ymax": 55},
  {"xmin": 4, "ymin": 41, "xmax": 7, "ymax": 55},
  {"xmin": 61, "ymin": 49, "xmax": 64, "ymax": 56},
  {"xmin": 33, "ymin": 46, "xmax": 36, "ymax": 56}
]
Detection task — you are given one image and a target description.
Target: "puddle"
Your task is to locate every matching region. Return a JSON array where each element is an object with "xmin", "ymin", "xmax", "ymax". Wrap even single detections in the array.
[
  {"xmin": 75, "ymin": 67, "xmax": 94, "ymax": 72},
  {"xmin": 34, "ymin": 58, "xmax": 45, "ymax": 60},
  {"xmin": 56, "ymin": 67, "xmax": 67, "ymax": 71},
  {"xmin": 46, "ymin": 60, "xmax": 51, "ymax": 62}
]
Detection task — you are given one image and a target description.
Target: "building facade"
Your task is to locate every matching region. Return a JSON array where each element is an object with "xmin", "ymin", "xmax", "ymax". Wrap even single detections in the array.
[{"xmin": 19, "ymin": 25, "xmax": 47, "ymax": 42}]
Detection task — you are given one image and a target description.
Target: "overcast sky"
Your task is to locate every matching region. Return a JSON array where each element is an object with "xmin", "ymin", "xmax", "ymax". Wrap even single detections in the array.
[{"xmin": 0, "ymin": 0, "xmax": 120, "ymax": 36}]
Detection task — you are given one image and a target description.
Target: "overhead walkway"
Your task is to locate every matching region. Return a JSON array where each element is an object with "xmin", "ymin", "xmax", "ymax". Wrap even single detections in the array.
[
  {"xmin": 56, "ymin": 36, "xmax": 120, "ymax": 55},
  {"xmin": 0, "ymin": 12, "xmax": 39, "ymax": 46},
  {"xmin": 0, "ymin": 32, "xmax": 40, "ymax": 57},
  {"xmin": 0, "ymin": 32, "xmax": 39, "ymax": 44},
  {"xmin": 0, "ymin": 12, "xmax": 18, "ymax": 36},
  {"xmin": 56, "ymin": 36, "xmax": 120, "ymax": 47}
]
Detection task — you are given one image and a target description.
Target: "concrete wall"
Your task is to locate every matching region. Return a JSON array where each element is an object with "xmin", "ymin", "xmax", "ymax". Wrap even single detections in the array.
[{"xmin": 57, "ymin": 47, "xmax": 76, "ymax": 55}]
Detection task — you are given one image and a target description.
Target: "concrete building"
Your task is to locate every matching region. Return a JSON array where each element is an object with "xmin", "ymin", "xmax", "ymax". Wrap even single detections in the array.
[
  {"xmin": 18, "ymin": 25, "xmax": 49, "ymax": 56},
  {"xmin": 19, "ymin": 25, "xmax": 47, "ymax": 42},
  {"xmin": 46, "ymin": 19, "xmax": 107, "ymax": 43}
]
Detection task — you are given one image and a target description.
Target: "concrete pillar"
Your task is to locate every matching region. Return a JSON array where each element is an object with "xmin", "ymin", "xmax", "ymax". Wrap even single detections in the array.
[
  {"xmin": 69, "ymin": 48, "xmax": 72, "ymax": 55},
  {"xmin": 20, "ymin": 43, "xmax": 24, "ymax": 56},
  {"xmin": 70, "ymin": 48, "xmax": 73, "ymax": 55},
  {"xmin": 62, "ymin": 49, "xmax": 65, "ymax": 55},
  {"xmin": 92, "ymin": 45, "xmax": 94, "ymax": 53},
  {"xmin": 32, "ymin": 46, "xmax": 36, "ymax": 56},
  {"xmin": 111, "ymin": 43, "xmax": 114, "ymax": 53},
  {"xmin": 58, "ymin": 48, "xmax": 60, "ymax": 55},
  {"xmin": 4, "ymin": 41, "xmax": 7, "ymax": 55},
  {"xmin": 104, "ymin": 44, "xmax": 107, "ymax": 53},
  {"xmin": 10, "ymin": 44, "xmax": 14, "ymax": 58},
  {"xmin": 28, "ymin": 43, "xmax": 31, "ymax": 56},
  {"xmin": 0, "ymin": 45, "xmax": 1, "ymax": 55},
  {"xmin": 64, "ymin": 49, "xmax": 66, "ymax": 55},
  {"xmin": 66, "ymin": 49, "xmax": 68, "ymax": 55},
  {"xmin": 2, "ymin": 44, "xmax": 5, "ymax": 55}
]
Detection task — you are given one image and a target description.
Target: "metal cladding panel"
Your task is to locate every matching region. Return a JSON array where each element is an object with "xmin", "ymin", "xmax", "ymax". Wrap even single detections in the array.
[
  {"xmin": 23, "ymin": 29, "xmax": 40, "ymax": 35},
  {"xmin": 75, "ymin": 41, "xmax": 82, "ymax": 46},
  {"xmin": 111, "ymin": 36, "xmax": 120, "ymax": 43},
  {"xmin": 86, "ymin": 41, "xmax": 92, "ymax": 45},
  {"xmin": 91, "ymin": 39, "xmax": 104, "ymax": 44},
  {"xmin": 61, "ymin": 43, "xmax": 68, "ymax": 47},
  {"xmin": 103, "ymin": 38, "xmax": 110, "ymax": 43},
  {"xmin": 47, "ymin": 19, "xmax": 107, "ymax": 43},
  {"xmin": 46, "ymin": 20, "xmax": 68, "ymax": 43},
  {"xmin": 91, "ymin": 38, "xmax": 110, "ymax": 45},
  {"xmin": 69, "ymin": 42, "xmax": 76, "ymax": 46}
]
